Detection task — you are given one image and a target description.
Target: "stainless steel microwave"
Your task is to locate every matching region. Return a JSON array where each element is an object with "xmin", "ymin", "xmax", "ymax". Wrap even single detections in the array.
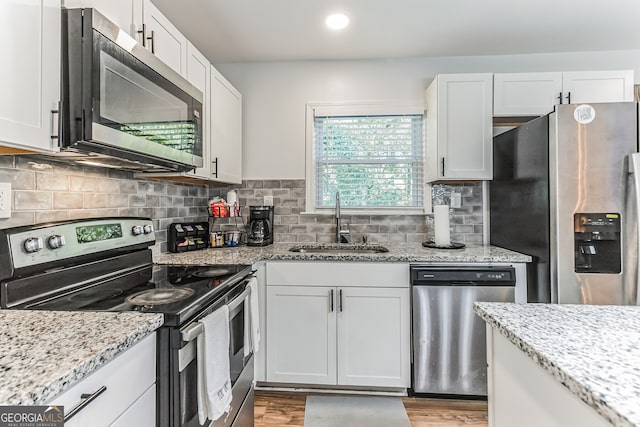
[{"xmin": 59, "ymin": 8, "xmax": 203, "ymax": 172}]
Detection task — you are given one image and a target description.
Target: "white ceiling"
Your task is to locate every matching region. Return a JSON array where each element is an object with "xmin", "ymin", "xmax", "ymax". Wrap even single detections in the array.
[{"xmin": 151, "ymin": 0, "xmax": 640, "ymax": 63}]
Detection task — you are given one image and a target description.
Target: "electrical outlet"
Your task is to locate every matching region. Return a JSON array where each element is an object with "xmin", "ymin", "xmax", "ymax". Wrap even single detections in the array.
[
  {"xmin": 0, "ymin": 183, "xmax": 11, "ymax": 218},
  {"xmin": 451, "ymin": 192, "xmax": 462, "ymax": 209},
  {"xmin": 263, "ymin": 195, "xmax": 274, "ymax": 206}
]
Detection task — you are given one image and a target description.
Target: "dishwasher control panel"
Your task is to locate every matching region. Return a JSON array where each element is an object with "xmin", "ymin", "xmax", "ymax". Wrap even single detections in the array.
[{"xmin": 410, "ymin": 266, "xmax": 515, "ymax": 285}]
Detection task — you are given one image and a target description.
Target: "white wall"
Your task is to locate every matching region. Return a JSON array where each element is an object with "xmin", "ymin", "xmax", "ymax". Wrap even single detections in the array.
[{"xmin": 217, "ymin": 50, "xmax": 640, "ymax": 180}]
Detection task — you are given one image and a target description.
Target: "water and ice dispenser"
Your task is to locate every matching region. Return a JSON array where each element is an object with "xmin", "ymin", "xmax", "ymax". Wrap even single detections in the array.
[{"xmin": 574, "ymin": 213, "xmax": 621, "ymax": 274}]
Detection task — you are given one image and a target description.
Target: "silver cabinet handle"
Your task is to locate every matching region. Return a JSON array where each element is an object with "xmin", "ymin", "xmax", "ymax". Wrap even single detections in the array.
[
  {"xmin": 50, "ymin": 105, "xmax": 60, "ymax": 141},
  {"xmin": 441, "ymin": 157, "xmax": 445, "ymax": 177},
  {"xmin": 137, "ymin": 23, "xmax": 146, "ymax": 47},
  {"xmin": 64, "ymin": 386, "xmax": 107, "ymax": 422},
  {"xmin": 329, "ymin": 289, "xmax": 334, "ymax": 312},
  {"xmin": 339, "ymin": 289, "xmax": 343, "ymax": 312}
]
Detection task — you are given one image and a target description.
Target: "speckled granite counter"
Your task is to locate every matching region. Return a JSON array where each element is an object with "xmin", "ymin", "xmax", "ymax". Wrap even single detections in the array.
[
  {"xmin": 153, "ymin": 242, "xmax": 531, "ymax": 265},
  {"xmin": 0, "ymin": 311, "xmax": 163, "ymax": 406},
  {"xmin": 474, "ymin": 302, "xmax": 640, "ymax": 427}
]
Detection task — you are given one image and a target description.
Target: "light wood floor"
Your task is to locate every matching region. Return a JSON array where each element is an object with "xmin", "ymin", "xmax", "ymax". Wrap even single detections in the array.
[{"xmin": 254, "ymin": 390, "xmax": 488, "ymax": 427}]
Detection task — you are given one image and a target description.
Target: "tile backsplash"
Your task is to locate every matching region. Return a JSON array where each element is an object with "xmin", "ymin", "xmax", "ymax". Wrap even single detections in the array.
[
  {"xmin": 0, "ymin": 155, "xmax": 224, "ymax": 254},
  {"xmin": 0, "ymin": 155, "xmax": 484, "ymax": 252},
  {"xmin": 235, "ymin": 180, "xmax": 484, "ymax": 244}
]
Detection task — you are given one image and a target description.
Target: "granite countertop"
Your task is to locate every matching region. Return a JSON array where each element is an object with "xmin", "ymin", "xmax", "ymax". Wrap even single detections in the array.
[
  {"xmin": 474, "ymin": 302, "xmax": 640, "ymax": 427},
  {"xmin": 0, "ymin": 311, "xmax": 164, "ymax": 406},
  {"xmin": 153, "ymin": 242, "xmax": 531, "ymax": 265}
]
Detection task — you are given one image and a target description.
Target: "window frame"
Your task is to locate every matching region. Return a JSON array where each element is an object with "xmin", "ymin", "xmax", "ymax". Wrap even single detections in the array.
[{"xmin": 304, "ymin": 101, "xmax": 430, "ymax": 215}]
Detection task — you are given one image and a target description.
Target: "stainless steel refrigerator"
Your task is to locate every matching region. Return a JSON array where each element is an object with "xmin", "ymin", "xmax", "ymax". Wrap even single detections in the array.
[{"xmin": 490, "ymin": 102, "xmax": 639, "ymax": 304}]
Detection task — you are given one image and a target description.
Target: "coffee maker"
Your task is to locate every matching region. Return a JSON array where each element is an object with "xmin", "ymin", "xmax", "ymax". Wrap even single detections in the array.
[{"xmin": 247, "ymin": 206, "xmax": 274, "ymax": 246}]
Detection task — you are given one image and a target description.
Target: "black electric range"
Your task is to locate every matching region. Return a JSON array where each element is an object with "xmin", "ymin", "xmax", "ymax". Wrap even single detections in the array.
[
  {"xmin": 22, "ymin": 263, "xmax": 252, "ymax": 327},
  {"xmin": 0, "ymin": 218, "xmax": 252, "ymax": 327}
]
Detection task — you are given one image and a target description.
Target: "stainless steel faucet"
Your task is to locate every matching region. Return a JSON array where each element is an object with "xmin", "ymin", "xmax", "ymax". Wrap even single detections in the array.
[{"xmin": 335, "ymin": 192, "xmax": 351, "ymax": 243}]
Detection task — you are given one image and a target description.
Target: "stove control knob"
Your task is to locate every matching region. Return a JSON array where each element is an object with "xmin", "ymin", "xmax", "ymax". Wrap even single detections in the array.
[
  {"xmin": 143, "ymin": 224, "xmax": 154, "ymax": 234},
  {"xmin": 47, "ymin": 234, "xmax": 66, "ymax": 249},
  {"xmin": 23, "ymin": 237, "xmax": 44, "ymax": 253},
  {"xmin": 132, "ymin": 225, "xmax": 144, "ymax": 236}
]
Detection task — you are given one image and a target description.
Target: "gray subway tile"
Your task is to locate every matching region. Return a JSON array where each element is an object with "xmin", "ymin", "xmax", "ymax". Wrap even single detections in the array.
[{"xmin": 15, "ymin": 191, "xmax": 52, "ymax": 210}]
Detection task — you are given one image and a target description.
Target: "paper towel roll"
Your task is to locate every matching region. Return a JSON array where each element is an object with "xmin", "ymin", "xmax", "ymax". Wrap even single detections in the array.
[{"xmin": 434, "ymin": 205, "xmax": 451, "ymax": 246}]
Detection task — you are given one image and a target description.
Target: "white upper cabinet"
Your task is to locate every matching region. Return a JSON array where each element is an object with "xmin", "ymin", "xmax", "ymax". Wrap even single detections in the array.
[
  {"xmin": 493, "ymin": 72, "xmax": 563, "ymax": 116},
  {"xmin": 494, "ymin": 70, "xmax": 634, "ymax": 116},
  {"xmin": 561, "ymin": 70, "xmax": 634, "ymax": 104},
  {"xmin": 210, "ymin": 66, "xmax": 243, "ymax": 184},
  {"xmin": 186, "ymin": 42, "xmax": 212, "ymax": 179},
  {"xmin": 63, "ymin": 0, "xmax": 134, "ymax": 35},
  {"xmin": 425, "ymin": 73, "xmax": 493, "ymax": 181},
  {"xmin": 0, "ymin": 0, "xmax": 60, "ymax": 153},
  {"xmin": 65, "ymin": 0, "xmax": 188, "ymax": 77},
  {"xmin": 137, "ymin": 0, "xmax": 188, "ymax": 77}
]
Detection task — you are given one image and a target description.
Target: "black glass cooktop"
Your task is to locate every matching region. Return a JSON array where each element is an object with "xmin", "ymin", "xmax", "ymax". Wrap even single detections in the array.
[{"xmin": 27, "ymin": 264, "xmax": 252, "ymax": 327}]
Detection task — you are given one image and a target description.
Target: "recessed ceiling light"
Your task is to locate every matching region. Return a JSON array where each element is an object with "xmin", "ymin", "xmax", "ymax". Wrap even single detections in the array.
[{"xmin": 325, "ymin": 13, "xmax": 349, "ymax": 30}]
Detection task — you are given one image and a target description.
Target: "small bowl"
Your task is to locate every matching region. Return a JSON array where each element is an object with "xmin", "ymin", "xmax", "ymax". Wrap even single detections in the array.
[{"xmin": 224, "ymin": 230, "xmax": 242, "ymax": 246}]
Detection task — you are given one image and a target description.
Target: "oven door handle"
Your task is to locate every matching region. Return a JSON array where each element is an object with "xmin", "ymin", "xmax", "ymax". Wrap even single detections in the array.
[{"xmin": 181, "ymin": 287, "xmax": 250, "ymax": 343}]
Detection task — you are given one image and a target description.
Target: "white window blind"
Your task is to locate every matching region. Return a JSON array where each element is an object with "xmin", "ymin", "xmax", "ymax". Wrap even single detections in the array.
[{"xmin": 313, "ymin": 114, "xmax": 424, "ymax": 209}]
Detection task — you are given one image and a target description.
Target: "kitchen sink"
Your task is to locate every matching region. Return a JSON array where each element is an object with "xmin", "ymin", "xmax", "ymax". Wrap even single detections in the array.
[{"xmin": 288, "ymin": 244, "xmax": 389, "ymax": 254}]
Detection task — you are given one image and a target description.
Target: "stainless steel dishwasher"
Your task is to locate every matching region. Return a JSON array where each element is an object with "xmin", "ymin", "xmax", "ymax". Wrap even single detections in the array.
[{"xmin": 410, "ymin": 265, "xmax": 515, "ymax": 396}]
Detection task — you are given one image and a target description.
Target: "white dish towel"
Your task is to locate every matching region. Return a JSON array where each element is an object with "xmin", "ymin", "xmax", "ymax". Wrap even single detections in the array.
[
  {"xmin": 243, "ymin": 277, "xmax": 261, "ymax": 356},
  {"xmin": 197, "ymin": 305, "xmax": 232, "ymax": 425}
]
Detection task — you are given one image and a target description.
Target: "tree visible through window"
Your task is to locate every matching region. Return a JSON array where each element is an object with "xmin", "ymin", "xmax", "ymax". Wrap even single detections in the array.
[{"xmin": 314, "ymin": 114, "xmax": 424, "ymax": 209}]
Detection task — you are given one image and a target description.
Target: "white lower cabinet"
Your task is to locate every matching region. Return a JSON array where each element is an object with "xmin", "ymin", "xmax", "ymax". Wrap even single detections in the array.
[
  {"xmin": 266, "ymin": 285, "xmax": 337, "ymax": 385},
  {"xmin": 337, "ymin": 287, "xmax": 410, "ymax": 388},
  {"xmin": 47, "ymin": 333, "xmax": 156, "ymax": 427},
  {"xmin": 265, "ymin": 262, "xmax": 410, "ymax": 389}
]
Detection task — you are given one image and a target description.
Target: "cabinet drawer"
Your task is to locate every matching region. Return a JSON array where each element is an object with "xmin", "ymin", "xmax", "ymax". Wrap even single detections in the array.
[
  {"xmin": 110, "ymin": 383, "xmax": 156, "ymax": 427},
  {"xmin": 266, "ymin": 262, "xmax": 409, "ymax": 288},
  {"xmin": 47, "ymin": 333, "xmax": 156, "ymax": 427}
]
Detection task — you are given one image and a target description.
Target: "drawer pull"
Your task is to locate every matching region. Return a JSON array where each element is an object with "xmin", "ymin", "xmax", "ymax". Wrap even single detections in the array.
[{"xmin": 64, "ymin": 385, "xmax": 107, "ymax": 422}]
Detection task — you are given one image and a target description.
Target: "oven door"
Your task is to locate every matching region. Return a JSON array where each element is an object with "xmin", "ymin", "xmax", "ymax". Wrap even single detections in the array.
[{"xmin": 175, "ymin": 282, "xmax": 254, "ymax": 427}]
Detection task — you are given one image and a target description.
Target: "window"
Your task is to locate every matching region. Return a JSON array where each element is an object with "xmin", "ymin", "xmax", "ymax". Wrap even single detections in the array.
[{"xmin": 306, "ymin": 103, "xmax": 424, "ymax": 213}]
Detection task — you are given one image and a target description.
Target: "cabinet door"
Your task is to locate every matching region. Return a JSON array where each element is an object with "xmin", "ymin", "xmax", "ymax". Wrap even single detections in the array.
[
  {"xmin": 494, "ymin": 72, "xmax": 562, "ymax": 116},
  {"xmin": 562, "ymin": 70, "xmax": 634, "ymax": 104},
  {"xmin": 266, "ymin": 285, "xmax": 337, "ymax": 385},
  {"xmin": 0, "ymin": 0, "xmax": 59, "ymax": 153},
  {"xmin": 186, "ymin": 42, "xmax": 211, "ymax": 178},
  {"xmin": 426, "ymin": 74, "xmax": 493, "ymax": 181},
  {"xmin": 210, "ymin": 66, "xmax": 243, "ymax": 184},
  {"xmin": 64, "ymin": 0, "xmax": 135, "ymax": 35},
  {"xmin": 140, "ymin": 0, "xmax": 187, "ymax": 76},
  {"xmin": 337, "ymin": 287, "xmax": 410, "ymax": 388}
]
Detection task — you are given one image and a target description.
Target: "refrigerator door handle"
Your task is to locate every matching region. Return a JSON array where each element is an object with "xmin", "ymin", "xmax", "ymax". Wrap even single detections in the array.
[{"xmin": 629, "ymin": 153, "xmax": 640, "ymax": 306}]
